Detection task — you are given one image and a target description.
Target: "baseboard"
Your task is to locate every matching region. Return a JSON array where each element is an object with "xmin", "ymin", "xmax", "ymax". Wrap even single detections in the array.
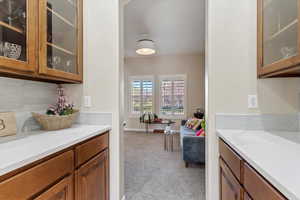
[
  {"xmin": 121, "ymin": 195, "xmax": 126, "ymax": 200},
  {"xmin": 124, "ymin": 128, "xmax": 179, "ymax": 133}
]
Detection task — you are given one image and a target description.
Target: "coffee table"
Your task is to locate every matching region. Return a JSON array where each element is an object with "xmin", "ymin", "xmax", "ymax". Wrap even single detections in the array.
[{"xmin": 141, "ymin": 120, "xmax": 176, "ymax": 134}]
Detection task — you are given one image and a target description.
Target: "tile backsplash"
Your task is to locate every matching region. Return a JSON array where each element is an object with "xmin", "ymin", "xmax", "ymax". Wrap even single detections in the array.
[
  {"xmin": 0, "ymin": 77, "xmax": 57, "ymax": 132},
  {"xmin": 216, "ymin": 113, "xmax": 300, "ymax": 131},
  {"xmin": 0, "ymin": 77, "xmax": 56, "ymax": 112}
]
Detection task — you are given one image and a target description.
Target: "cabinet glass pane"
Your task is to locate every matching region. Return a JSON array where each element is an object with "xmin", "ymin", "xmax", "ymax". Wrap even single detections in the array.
[
  {"xmin": 0, "ymin": 0, "xmax": 27, "ymax": 62},
  {"xmin": 263, "ymin": 0, "xmax": 298, "ymax": 66},
  {"xmin": 47, "ymin": 0, "xmax": 78, "ymax": 73}
]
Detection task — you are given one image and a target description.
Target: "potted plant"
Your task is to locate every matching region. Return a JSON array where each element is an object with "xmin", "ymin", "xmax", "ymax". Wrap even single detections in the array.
[{"xmin": 32, "ymin": 85, "xmax": 79, "ymax": 131}]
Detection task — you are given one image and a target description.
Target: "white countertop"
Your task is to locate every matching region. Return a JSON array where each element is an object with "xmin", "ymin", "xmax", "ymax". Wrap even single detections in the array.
[
  {"xmin": 0, "ymin": 124, "xmax": 111, "ymax": 177},
  {"xmin": 218, "ymin": 129, "xmax": 300, "ymax": 200}
]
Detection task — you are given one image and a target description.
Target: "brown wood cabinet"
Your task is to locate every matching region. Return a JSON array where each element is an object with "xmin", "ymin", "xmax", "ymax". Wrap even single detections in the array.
[
  {"xmin": 257, "ymin": 0, "xmax": 300, "ymax": 78},
  {"xmin": 0, "ymin": 150, "xmax": 74, "ymax": 200},
  {"xmin": 219, "ymin": 139, "xmax": 287, "ymax": 200},
  {"xmin": 0, "ymin": 132, "xmax": 109, "ymax": 200},
  {"xmin": 0, "ymin": 0, "xmax": 83, "ymax": 83},
  {"xmin": 75, "ymin": 133, "xmax": 109, "ymax": 167},
  {"xmin": 75, "ymin": 150, "xmax": 109, "ymax": 200},
  {"xmin": 244, "ymin": 163, "xmax": 286, "ymax": 200},
  {"xmin": 0, "ymin": 0, "xmax": 37, "ymax": 74},
  {"xmin": 219, "ymin": 139, "xmax": 242, "ymax": 181},
  {"xmin": 34, "ymin": 175, "xmax": 73, "ymax": 200},
  {"xmin": 220, "ymin": 158, "xmax": 243, "ymax": 200}
]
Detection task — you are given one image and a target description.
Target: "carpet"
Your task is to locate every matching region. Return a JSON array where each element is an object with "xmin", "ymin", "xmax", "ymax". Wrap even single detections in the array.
[{"xmin": 125, "ymin": 131, "xmax": 206, "ymax": 200}]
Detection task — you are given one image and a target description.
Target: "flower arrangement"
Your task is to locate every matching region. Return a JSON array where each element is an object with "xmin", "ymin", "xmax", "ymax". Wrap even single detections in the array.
[
  {"xmin": 140, "ymin": 112, "xmax": 158, "ymax": 123},
  {"xmin": 32, "ymin": 85, "xmax": 79, "ymax": 131},
  {"xmin": 46, "ymin": 85, "xmax": 75, "ymax": 116}
]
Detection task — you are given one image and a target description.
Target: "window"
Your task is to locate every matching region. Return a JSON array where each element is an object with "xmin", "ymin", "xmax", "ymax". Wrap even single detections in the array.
[
  {"xmin": 159, "ymin": 75, "xmax": 186, "ymax": 117},
  {"xmin": 129, "ymin": 76, "xmax": 154, "ymax": 116}
]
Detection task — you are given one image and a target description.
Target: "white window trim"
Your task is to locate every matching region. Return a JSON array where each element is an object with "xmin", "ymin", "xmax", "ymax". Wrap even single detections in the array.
[
  {"xmin": 128, "ymin": 75, "xmax": 155, "ymax": 118},
  {"xmin": 158, "ymin": 74, "xmax": 187, "ymax": 119}
]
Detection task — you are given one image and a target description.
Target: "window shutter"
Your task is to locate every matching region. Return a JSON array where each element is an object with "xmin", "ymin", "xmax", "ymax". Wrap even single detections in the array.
[
  {"xmin": 173, "ymin": 80, "xmax": 185, "ymax": 115},
  {"xmin": 160, "ymin": 77, "xmax": 185, "ymax": 116},
  {"xmin": 142, "ymin": 80, "xmax": 153, "ymax": 113},
  {"xmin": 160, "ymin": 80, "xmax": 173, "ymax": 115},
  {"xmin": 130, "ymin": 77, "xmax": 154, "ymax": 115},
  {"xmin": 131, "ymin": 80, "xmax": 141, "ymax": 114}
]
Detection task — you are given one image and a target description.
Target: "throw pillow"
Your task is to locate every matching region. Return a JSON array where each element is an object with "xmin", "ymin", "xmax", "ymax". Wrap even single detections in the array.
[
  {"xmin": 185, "ymin": 118, "xmax": 203, "ymax": 130},
  {"xmin": 196, "ymin": 128, "xmax": 205, "ymax": 136},
  {"xmin": 185, "ymin": 118, "xmax": 195, "ymax": 129},
  {"xmin": 192, "ymin": 119, "xmax": 202, "ymax": 130}
]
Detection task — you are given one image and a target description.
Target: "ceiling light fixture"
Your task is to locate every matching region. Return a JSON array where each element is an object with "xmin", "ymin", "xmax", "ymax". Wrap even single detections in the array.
[{"xmin": 136, "ymin": 38, "xmax": 156, "ymax": 56}]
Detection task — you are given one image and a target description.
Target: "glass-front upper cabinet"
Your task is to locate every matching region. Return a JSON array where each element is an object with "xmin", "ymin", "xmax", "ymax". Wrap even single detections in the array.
[
  {"xmin": 258, "ymin": 0, "xmax": 300, "ymax": 77},
  {"xmin": 0, "ymin": 0, "xmax": 36, "ymax": 72},
  {"xmin": 39, "ymin": 0, "xmax": 83, "ymax": 82}
]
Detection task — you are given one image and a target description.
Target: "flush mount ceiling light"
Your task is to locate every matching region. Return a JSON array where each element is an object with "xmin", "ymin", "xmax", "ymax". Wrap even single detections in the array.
[{"xmin": 136, "ymin": 39, "xmax": 156, "ymax": 56}]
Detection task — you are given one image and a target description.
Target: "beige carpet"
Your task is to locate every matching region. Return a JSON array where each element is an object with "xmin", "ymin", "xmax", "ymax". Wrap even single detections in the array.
[{"xmin": 125, "ymin": 131, "xmax": 206, "ymax": 200}]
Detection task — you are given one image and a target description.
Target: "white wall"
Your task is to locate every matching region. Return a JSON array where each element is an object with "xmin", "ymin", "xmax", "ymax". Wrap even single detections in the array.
[
  {"xmin": 124, "ymin": 54, "xmax": 205, "ymax": 130},
  {"xmin": 65, "ymin": 0, "xmax": 124, "ymax": 199},
  {"xmin": 206, "ymin": 0, "xmax": 300, "ymax": 199}
]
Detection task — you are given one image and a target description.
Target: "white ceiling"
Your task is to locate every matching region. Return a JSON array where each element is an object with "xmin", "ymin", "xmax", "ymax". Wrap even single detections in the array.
[{"xmin": 124, "ymin": 0, "xmax": 205, "ymax": 57}]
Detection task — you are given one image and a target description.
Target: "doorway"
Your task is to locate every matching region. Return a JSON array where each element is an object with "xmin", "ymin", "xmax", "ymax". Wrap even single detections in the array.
[{"xmin": 122, "ymin": 0, "xmax": 206, "ymax": 199}]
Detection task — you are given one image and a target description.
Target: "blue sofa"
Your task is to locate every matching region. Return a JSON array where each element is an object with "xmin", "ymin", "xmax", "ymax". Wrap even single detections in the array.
[{"xmin": 180, "ymin": 121, "xmax": 205, "ymax": 167}]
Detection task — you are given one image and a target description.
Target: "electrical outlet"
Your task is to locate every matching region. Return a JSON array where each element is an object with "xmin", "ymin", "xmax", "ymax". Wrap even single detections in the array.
[
  {"xmin": 248, "ymin": 95, "xmax": 258, "ymax": 109},
  {"xmin": 84, "ymin": 96, "xmax": 92, "ymax": 108}
]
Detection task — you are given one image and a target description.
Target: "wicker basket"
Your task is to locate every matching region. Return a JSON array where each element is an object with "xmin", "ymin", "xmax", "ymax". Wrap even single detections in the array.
[{"xmin": 32, "ymin": 110, "xmax": 79, "ymax": 131}]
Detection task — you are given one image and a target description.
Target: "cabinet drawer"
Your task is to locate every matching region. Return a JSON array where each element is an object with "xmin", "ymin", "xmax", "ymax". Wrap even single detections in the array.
[
  {"xmin": 75, "ymin": 132, "xmax": 109, "ymax": 167},
  {"xmin": 0, "ymin": 150, "xmax": 73, "ymax": 200},
  {"xmin": 244, "ymin": 163, "xmax": 286, "ymax": 200},
  {"xmin": 219, "ymin": 139, "xmax": 242, "ymax": 181}
]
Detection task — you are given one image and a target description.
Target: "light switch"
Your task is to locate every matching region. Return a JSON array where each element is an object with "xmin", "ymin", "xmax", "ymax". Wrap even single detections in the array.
[
  {"xmin": 248, "ymin": 95, "xmax": 258, "ymax": 109},
  {"xmin": 84, "ymin": 96, "xmax": 92, "ymax": 107}
]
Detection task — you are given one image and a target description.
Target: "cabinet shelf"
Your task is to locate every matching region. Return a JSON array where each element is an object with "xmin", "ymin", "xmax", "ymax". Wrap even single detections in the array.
[
  {"xmin": 0, "ymin": 21, "xmax": 24, "ymax": 34},
  {"xmin": 47, "ymin": 7, "xmax": 75, "ymax": 28},
  {"xmin": 266, "ymin": 19, "xmax": 298, "ymax": 42},
  {"xmin": 263, "ymin": 0, "xmax": 274, "ymax": 9},
  {"xmin": 67, "ymin": 0, "xmax": 76, "ymax": 7},
  {"xmin": 47, "ymin": 42, "xmax": 75, "ymax": 55}
]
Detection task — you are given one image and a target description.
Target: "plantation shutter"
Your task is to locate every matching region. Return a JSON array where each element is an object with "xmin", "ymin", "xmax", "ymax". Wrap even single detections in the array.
[
  {"xmin": 160, "ymin": 76, "xmax": 185, "ymax": 116},
  {"xmin": 173, "ymin": 80, "xmax": 185, "ymax": 115},
  {"xmin": 130, "ymin": 77, "xmax": 154, "ymax": 115},
  {"xmin": 142, "ymin": 80, "xmax": 153, "ymax": 113},
  {"xmin": 131, "ymin": 80, "xmax": 142, "ymax": 114},
  {"xmin": 160, "ymin": 80, "xmax": 173, "ymax": 115}
]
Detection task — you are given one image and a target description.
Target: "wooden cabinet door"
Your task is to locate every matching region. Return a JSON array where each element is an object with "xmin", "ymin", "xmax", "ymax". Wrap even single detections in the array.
[
  {"xmin": 220, "ymin": 158, "xmax": 242, "ymax": 200},
  {"xmin": 244, "ymin": 163, "xmax": 286, "ymax": 200},
  {"xmin": 75, "ymin": 150, "xmax": 109, "ymax": 200},
  {"xmin": 219, "ymin": 139, "xmax": 242, "ymax": 182},
  {"xmin": 34, "ymin": 175, "xmax": 73, "ymax": 200},
  {"xmin": 0, "ymin": 0, "xmax": 37, "ymax": 73},
  {"xmin": 38, "ymin": 0, "xmax": 83, "ymax": 82},
  {"xmin": 257, "ymin": 0, "xmax": 300, "ymax": 77}
]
